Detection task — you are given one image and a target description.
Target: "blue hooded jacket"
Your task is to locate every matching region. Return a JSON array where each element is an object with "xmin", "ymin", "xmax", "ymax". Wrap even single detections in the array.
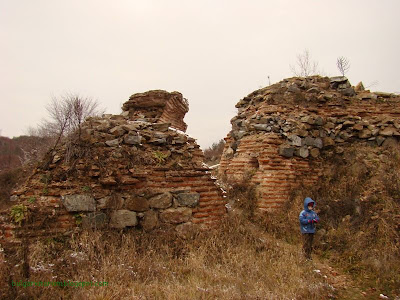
[{"xmin": 299, "ymin": 197, "xmax": 320, "ymax": 234}]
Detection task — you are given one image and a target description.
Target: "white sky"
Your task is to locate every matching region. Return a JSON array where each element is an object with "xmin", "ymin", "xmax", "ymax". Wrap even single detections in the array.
[{"xmin": 1, "ymin": 0, "xmax": 399, "ymax": 148}]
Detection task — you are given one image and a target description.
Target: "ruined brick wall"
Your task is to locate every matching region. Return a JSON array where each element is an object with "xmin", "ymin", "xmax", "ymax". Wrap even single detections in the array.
[
  {"xmin": 1, "ymin": 91, "xmax": 225, "ymax": 246},
  {"xmin": 220, "ymin": 133, "xmax": 320, "ymax": 211},
  {"xmin": 219, "ymin": 76, "xmax": 400, "ymax": 211},
  {"xmin": 122, "ymin": 90, "xmax": 189, "ymax": 132}
]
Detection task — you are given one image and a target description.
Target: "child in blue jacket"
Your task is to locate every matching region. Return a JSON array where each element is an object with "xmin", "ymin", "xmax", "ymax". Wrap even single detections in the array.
[{"xmin": 299, "ymin": 197, "xmax": 320, "ymax": 260}]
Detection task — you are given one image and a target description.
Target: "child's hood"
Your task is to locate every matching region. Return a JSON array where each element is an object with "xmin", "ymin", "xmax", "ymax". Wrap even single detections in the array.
[{"xmin": 304, "ymin": 197, "xmax": 315, "ymax": 212}]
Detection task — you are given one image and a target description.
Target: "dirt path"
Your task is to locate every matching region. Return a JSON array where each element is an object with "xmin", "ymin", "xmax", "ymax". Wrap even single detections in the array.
[
  {"xmin": 313, "ymin": 259, "xmax": 361, "ymax": 299},
  {"xmin": 312, "ymin": 258, "xmax": 394, "ymax": 300}
]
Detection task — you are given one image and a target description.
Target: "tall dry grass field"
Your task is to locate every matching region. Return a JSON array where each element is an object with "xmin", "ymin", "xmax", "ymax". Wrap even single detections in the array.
[{"xmin": 1, "ymin": 215, "xmax": 333, "ymax": 300}]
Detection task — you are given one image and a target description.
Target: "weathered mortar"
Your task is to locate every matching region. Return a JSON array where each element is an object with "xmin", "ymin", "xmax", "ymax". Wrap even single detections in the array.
[
  {"xmin": 219, "ymin": 76, "xmax": 400, "ymax": 211},
  {"xmin": 1, "ymin": 90, "xmax": 225, "ymax": 246}
]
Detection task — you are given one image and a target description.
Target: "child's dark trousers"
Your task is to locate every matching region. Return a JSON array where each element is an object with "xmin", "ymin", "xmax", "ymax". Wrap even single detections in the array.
[{"xmin": 302, "ymin": 233, "xmax": 314, "ymax": 259}]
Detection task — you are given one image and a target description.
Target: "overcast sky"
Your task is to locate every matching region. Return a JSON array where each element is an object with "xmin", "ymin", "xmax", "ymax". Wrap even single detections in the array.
[{"xmin": 1, "ymin": 0, "xmax": 399, "ymax": 148}]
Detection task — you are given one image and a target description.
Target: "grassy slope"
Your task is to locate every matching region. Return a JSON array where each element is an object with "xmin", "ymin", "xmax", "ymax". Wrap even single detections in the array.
[{"xmin": 265, "ymin": 142, "xmax": 400, "ymax": 298}]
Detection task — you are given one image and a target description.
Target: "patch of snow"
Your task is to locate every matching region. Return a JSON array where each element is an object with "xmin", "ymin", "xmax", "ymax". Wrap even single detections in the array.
[
  {"xmin": 313, "ymin": 269, "xmax": 321, "ymax": 274},
  {"xmin": 168, "ymin": 127, "xmax": 196, "ymax": 140},
  {"xmin": 209, "ymin": 164, "xmax": 220, "ymax": 169},
  {"xmin": 70, "ymin": 251, "xmax": 86, "ymax": 261},
  {"xmin": 215, "ymin": 184, "xmax": 227, "ymax": 194},
  {"xmin": 168, "ymin": 127, "xmax": 185, "ymax": 135},
  {"xmin": 201, "ymin": 162, "xmax": 210, "ymax": 169},
  {"xmin": 30, "ymin": 262, "xmax": 48, "ymax": 272}
]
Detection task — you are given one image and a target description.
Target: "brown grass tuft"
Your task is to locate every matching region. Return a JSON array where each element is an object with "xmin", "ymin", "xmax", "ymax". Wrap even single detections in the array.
[{"xmin": 1, "ymin": 215, "xmax": 333, "ymax": 299}]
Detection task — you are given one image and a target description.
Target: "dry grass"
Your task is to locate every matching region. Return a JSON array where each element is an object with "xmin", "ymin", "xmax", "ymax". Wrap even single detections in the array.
[
  {"xmin": 266, "ymin": 143, "xmax": 400, "ymax": 297},
  {"xmin": 1, "ymin": 215, "xmax": 333, "ymax": 300},
  {"xmin": 0, "ymin": 167, "xmax": 27, "ymax": 209},
  {"xmin": 316, "ymin": 145, "xmax": 400, "ymax": 296}
]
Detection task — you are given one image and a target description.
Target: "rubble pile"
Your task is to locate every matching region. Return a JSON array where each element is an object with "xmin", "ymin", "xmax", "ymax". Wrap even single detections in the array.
[
  {"xmin": 219, "ymin": 76, "xmax": 400, "ymax": 211},
  {"xmin": 1, "ymin": 90, "xmax": 225, "ymax": 246}
]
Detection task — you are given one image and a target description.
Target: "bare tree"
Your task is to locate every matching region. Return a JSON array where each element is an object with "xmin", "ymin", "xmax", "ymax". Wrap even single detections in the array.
[
  {"xmin": 42, "ymin": 96, "xmax": 73, "ymax": 149},
  {"xmin": 68, "ymin": 94, "xmax": 103, "ymax": 140},
  {"xmin": 290, "ymin": 49, "xmax": 319, "ymax": 77},
  {"xmin": 336, "ymin": 56, "xmax": 350, "ymax": 76},
  {"xmin": 365, "ymin": 80, "xmax": 379, "ymax": 89},
  {"xmin": 20, "ymin": 94, "xmax": 103, "ymax": 169},
  {"xmin": 37, "ymin": 93, "xmax": 103, "ymax": 154}
]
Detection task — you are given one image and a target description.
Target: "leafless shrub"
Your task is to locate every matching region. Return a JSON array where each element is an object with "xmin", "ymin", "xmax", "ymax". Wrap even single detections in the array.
[
  {"xmin": 203, "ymin": 139, "xmax": 225, "ymax": 165},
  {"xmin": 25, "ymin": 126, "xmax": 47, "ymax": 138},
  {"xmin": 365, "ymin": 80, "xmax": 379, "ymax": 89},
  {"xmin": 290, "ymin": 49, "xmax": 320, "ymax": 77},
  {"xmin": 336, "ymin": 56, "xmax": 351, "ymax": 76},
  {"xmin": 38, "ymin": 94, "xmax": 103, "ymax": 152},
  {"xmin": 43, "ymin": 94, "xmax": 102, "ymax": 139},
  {"xmin": 27, "ymin": 94, "xmax": 104, "ymax": 168}
]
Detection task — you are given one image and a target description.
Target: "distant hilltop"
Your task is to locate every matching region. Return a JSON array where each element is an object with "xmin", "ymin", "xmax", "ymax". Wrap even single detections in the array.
[{"xmin": 0, "ymin": 136, "xmax": 49, "ymax": 172}]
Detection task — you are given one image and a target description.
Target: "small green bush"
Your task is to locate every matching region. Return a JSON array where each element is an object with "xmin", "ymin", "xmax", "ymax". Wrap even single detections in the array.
[
  {"xmin": 74, "ymin": 213, "xmax": 84, "ymax": 225},
  {"xmin": 81, "ymin": 186, "xmax": 91, "ymax": 193},
  {"xmin": 153, "ymin": 151, "xmax": 167, "ymax": 165},
  {"xmin": 10, "ymin": 204, "xmax": 28, "ymax": 225}
]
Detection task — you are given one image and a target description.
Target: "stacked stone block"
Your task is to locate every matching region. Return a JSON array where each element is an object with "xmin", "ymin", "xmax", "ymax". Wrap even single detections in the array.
[
  {"xmin": 220, "ymin": 76, "xmax": 400, "ymax": 211},
  {"xmin": 0, "ymin": 90, "xmax": 225, "ymax": 246}
]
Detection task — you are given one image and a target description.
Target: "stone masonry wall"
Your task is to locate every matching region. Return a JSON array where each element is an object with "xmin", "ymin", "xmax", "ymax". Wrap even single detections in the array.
[
  {"xmin": 219, "ymin": 76, "xmax": 400, "ymax": 211},
  {"xmin": 122, "ymin": 90, "xmax": 189, "ymax": 132},
  {"xmin": 1, "ymin": 90, "xmax": 225, "ymax": 246}
]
